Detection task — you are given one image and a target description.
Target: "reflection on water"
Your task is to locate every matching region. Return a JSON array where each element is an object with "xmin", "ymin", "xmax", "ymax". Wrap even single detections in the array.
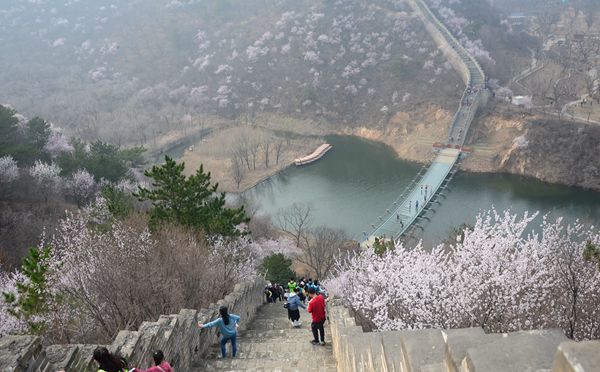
[{"xmin": 245, "ymin": 136, "xmax": 600, "ymax": 245}]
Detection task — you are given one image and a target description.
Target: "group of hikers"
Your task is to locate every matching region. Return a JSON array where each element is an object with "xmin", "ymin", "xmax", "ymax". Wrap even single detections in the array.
[
  {"xmin": 197, "ymin": 278, "xmax": 328, "ymax": 360},
  {"xmin": 87, "ymin": 278, "xmax": 328, "ymax": 370},
  {"xmin": 280, "ymin": 278, "xmax": 328, "ymax": 345}
]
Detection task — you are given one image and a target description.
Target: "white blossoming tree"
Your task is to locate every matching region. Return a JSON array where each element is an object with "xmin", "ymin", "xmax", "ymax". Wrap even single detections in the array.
[
  {"xmin": 0, "ymin": 196, "xmax": 262, "ymax": 342},
  {"xmin": 29, "ymin": 161, "xmax": 63, "ymax": 198},
  {"xmin": 65, "ymin": 169, "xmax": 96, "ymax": 206},
  {"xmin": 44, "ymin": 130, "xmax": 74, "ymax": 157},
  {"xmin": 0, "ymin": 268, "xmax": 26, "ymax": 337},
  {"xmin": 327, "ymin": 209, "xmax": 600, "ymax": 340},
  {"xmin": 0, "ymin": 156, "xmax": 19, "ymax": 184}
]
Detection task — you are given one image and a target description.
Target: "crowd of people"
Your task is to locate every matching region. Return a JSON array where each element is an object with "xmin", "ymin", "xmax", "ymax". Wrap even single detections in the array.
[
  {"xmin": 280, "ymin": 278, "xmax": 328, "ymax": 345},
  {"xmin": 264, "ymin": 278, "xmax": 325, "ymax": 305}
]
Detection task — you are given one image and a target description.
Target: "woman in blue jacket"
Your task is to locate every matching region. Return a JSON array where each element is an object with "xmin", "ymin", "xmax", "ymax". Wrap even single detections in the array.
[
  {"xmin": 198, "ymin": 305, "xmax": 241, "ymax": 358},
  {"xmin": 287, "ymin": 287, "xmax": 306, "ymax": 327}
]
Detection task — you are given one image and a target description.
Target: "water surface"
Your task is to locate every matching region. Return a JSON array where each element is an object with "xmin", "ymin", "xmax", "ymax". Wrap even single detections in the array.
[{"xmin": 246, "ymin": 136, "xmax": 600, "ymax": 245}]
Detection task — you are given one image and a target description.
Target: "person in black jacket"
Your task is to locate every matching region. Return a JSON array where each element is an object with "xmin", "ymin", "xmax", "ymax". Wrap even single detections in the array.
[{"xmin": 93, "ymin": 347, "xmax": 128, "ymax": 372}]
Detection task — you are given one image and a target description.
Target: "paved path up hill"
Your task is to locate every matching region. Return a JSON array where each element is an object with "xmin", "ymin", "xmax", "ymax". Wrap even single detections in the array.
[{"xmin": 196, "ymin": 302, "xmax": 337, "ymax": 372}]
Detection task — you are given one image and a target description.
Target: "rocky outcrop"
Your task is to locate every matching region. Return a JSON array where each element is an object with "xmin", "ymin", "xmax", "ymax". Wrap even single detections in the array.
[{"xmin": 499, "ymin": 118, "xmax": 600, "ymax": 191}]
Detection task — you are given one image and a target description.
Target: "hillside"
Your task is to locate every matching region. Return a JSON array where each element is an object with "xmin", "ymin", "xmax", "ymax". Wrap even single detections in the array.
[
  {"xmin": 2, "ymin": 0, "xmax": 600, "ymax": 192},
  {"xmin": 0, "ymin": 0, "xmax": 462, "ymax": 146}
]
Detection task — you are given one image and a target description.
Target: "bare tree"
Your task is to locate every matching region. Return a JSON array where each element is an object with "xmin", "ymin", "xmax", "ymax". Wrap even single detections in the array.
[
  {"xmin": 296, "ymin": 226, "xmax": 349, "ymax": 280},
  {"xmin": 276, "ymin": 203, "xmax": 353, "ymax": 279},
  {"xmin": 274, "ymin": 140, "xmax": 285, "ymax": 165},
  {"xmin": 262, "ymin": 140, "xmax": 270, "ymax": 168},
  {"xmin": 277, "ymin": 203, "xmax": 313, "ymax": 248},
  {"xmin": 554, "ymin": 238, "xmax": 598, "ymax": 340},
  {"xmin": 284, "ymin": 131, "xmax": 293, "ymax": 146},
  {"xmin": 249, "ymin": 138, "xmax": 260, "ymax": 170},
  {"xmin": 230, "ymin": 154, "xmax": 245, "ymax": 190},
  {"xmin": 552, "ymin": 74, "xmax": 577, "ymax": 120},
  {"xmin": 234, "ymin": 136, "xmax": 251, "ymax": 170}
]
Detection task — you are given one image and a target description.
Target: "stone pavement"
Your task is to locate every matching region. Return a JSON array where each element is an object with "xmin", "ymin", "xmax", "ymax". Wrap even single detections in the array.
[{"xmin": 196, "ymin": 301, "xmax": 337, "ymax": 372}]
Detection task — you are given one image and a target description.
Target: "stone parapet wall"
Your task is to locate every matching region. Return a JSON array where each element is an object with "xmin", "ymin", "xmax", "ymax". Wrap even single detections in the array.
[
  {"xmin": 0, "ymin": 277, "xmax": 267, "ymax": 371},
  {"xmin": 407, "ymin": 0, "xmax": 486, "ymax": 86},
  {"xmin": 328, "ymin": 303, "xmax": 600, "ymax": 372},
  {"xmin": 408, "ymin": 0, "xmax": 469, "ymax": 86}
]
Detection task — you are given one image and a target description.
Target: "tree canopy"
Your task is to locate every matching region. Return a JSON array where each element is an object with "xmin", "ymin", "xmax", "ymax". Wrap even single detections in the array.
[
  {"xmin": 259, "ymin": 253, "xmax": 295, "ymax": 285},
  {"xmin": 136, "ymin": 156, "xmax": 249, "ymax": 236},
  {"xmin": 57, "ymin": 140, "xmax": 145, "ymax": 182},
  {"xmin": 0, "ymin": 105, "xmax": 51, "ymax": 166},
  {"xmin": 3, "ymin": 246, "xmax": 51, "ymax": 334}
]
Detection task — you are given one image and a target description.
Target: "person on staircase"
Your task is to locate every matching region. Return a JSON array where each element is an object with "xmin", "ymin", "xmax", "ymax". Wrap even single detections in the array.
[
  {"xmin": 307, "ymin": 287, "xmax": 327, "ymax": 346},
  {"xmin": 198, "ymin": 305, "xmax": 241, "ymax": 358},
  {"xmin": 131, "ymin": 350, "xmax": 173, "ymax": 372},
  {"xmin": 277, "ymin": 283, "xmax": 285, "ymax": 302},
  {"xmin": 287, "ymin": 287, "xmax": 306, "ymax": 327},
  {"xmin": 265, "ymin": 283, "xmax": 274, "ymax": 303},
  {"xmin": 298, "ymin": 283, "xmax": 307, "ymax": 304},
  {"xmin": 93, "ymin": 346, "xmax": 129, "ymax": 372},
  {"xmin": 313, "ymin": 280, "xmax": 323, "ymax": 296},
  {"xmin": 288, "ymin": 277, "xmax": 297, "ymax": 294}
]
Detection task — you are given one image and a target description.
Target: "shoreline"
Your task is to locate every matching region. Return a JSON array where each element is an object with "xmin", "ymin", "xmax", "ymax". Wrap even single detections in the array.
[
  {"xmin": 240, "ymin": 162, "xmax": 293, "ymax": 193},
  {"xmin": 341, "ymin": 130, "xmax": 600, "ymax": 193},
  {"xmin": 154, "ymin": 115, "xmax": 599, "ymax": 194}
]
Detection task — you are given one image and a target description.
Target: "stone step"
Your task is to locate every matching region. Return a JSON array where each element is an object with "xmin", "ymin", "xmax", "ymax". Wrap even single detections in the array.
[
  {"xmin": 198, "ymin": 357, "xmax": 337, "ymax": 372},
  {"xmin": 206, "ymin": 342, "xmax": 332, "ymax": 353},
  {"xmin": 238, "ymin": 327, "xmax": 318, "ymax": 339},
  {"xmin": 201, "ymin": 303, "xmax": 337, "ymax": 371},
  {"xmin": 244, "ymin": 321, "xmax": 309, "ymax": 331},
  {"xmin": 206, "ymin": 350, "xmax": 331, "ymax": 363},
  {"xmin": 246, "ymin": 315, "xmax": 311, "ymax": 324}
]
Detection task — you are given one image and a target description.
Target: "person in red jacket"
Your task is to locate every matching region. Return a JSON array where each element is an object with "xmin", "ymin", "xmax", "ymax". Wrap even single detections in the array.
[{"xmin": 306, "ymin": 287, "xmax": 326, "ymax": 345}]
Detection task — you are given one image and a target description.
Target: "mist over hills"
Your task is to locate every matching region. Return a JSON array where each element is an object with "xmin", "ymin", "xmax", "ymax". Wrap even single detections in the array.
[
  {"xmin": 1, "ymin": 0, "xmax": 473, "ymax": 144},
  {"xmin": 2, "ymin": 0, "xmax": 600, "ymax": 190}
]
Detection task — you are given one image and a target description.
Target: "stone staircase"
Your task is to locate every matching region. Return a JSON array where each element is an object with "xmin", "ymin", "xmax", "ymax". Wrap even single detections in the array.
[{"xmin": 196, "ymin": 302, "xmax": 337, "ymax": 372}]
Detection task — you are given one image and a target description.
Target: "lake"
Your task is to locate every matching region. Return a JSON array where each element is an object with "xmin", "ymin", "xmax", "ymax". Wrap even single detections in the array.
[{"xmin": 245, "ymin": 136, "xmax": 600, "ymax": 245}]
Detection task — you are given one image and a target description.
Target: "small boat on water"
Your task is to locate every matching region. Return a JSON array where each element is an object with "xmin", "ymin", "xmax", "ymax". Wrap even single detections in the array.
[{"xmin": 294, "ymin": 143, "xmax": 332, "ymax": 166}]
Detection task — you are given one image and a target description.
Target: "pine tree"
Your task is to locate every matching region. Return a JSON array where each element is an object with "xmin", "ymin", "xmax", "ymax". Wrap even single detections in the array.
[
  {"xmin": 583, "ymin": 240, "xmax": 600, "ymax": 270},
  {"xmin": 259, "ymin": 253, "xmax": 295, "ymax": 284},
  {"xmin": 136, "ymin": 156, "xmax": 249, "ymax": 236},
  {"xmin": 3, "ymin": 247, "xmax": 52, "ymax": 334}
]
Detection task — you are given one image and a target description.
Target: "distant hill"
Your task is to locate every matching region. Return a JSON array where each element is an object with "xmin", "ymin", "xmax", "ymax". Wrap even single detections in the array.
[{"xmin": 0, "ymin": 0, "xmax": 464, "ymax": 144}]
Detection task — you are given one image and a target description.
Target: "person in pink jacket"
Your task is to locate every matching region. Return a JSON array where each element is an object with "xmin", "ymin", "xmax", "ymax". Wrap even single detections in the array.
[{"xmin": 132, "ymin": 350, "xmax": 173, "ymax": 372}]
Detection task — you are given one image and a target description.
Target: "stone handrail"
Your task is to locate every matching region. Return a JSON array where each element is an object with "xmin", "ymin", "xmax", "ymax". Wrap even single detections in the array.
[
  {"xmin": 328, "ymin": 302, "xmax": 600, "ymax": 372},
  {"xmin": 0, "ymin": 277, "xmax": 267, "ymax": 371}
]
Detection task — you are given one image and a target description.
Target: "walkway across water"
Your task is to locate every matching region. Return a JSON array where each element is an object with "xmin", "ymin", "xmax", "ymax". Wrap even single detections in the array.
[
  {"xmin": 361, "ymin": 148, "xmax": 460, "ymax": 247},
  {"xmin": 361, "ymin": 0, "xmax": 486, "ymax": 246}
]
